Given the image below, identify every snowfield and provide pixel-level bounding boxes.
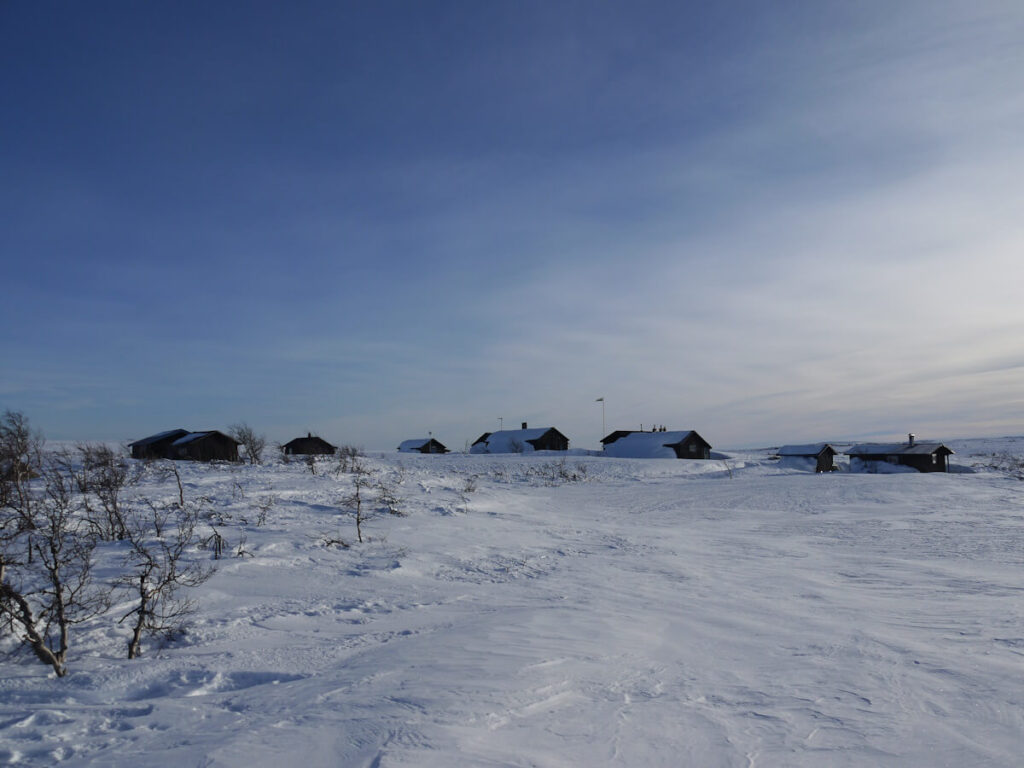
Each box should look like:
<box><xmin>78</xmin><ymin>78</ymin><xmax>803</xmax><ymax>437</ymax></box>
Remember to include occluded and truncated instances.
<box><xmin>2</xmin><ymin>438</ymin><xmax>1024</xmax><ymax>767</ymax></box>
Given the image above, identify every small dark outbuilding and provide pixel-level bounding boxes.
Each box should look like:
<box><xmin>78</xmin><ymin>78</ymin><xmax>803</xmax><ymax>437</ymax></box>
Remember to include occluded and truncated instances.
<box><xmin>170</xmin><ymin>431</ymin><xmax>241</xmax><ymax>462</ymax></box>
<box><xmin>283</xmin><ymin>433</ymin><xmax>337</xmax><ymax>456</ymax></box>
<box><xmin>398</xmin><ymin>438</ymin><xmax>450</xmax><ymax>454</ymax></box>
<box><xmin>846</xmin><ymin>434</ymin><xmax>953</xmax><ymax>473</ymax></box>
<box><xmin>778</xmin><ymin>443</ymin><xmax>839</xmax><ymax>473</ymax></box>
<box><xmin>129</xmin><ymin>429</ymin><xmax>190</xmax><ymax>460</ymax></box>
<box><xmin>470</xmin><ymin>423</ymin><xmax>569</xmax><ymax>453</ymax></box>
<box><xmin>601</xmin><ymin>429</ymin><xmax>712</xmax><ymax>459</ymax></box>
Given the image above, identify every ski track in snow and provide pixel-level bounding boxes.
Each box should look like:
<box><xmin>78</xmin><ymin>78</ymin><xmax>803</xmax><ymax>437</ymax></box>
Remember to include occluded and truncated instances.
<box><xmin>1</xmin><ymin>442</ymin><xmax>1023</xmax><ymax>766</ymax></box>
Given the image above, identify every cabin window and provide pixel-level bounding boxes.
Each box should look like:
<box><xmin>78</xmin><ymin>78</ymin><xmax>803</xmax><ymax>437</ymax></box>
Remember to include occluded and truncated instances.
<box><xmin>689</xmin><ymin>443</ymin><xmax>697</xmax><ymax>454</ymax></box>
<box><xmin>932</xmin><ymin>455</ymin><xmax>937</xmax><ymax>464</ymax></box>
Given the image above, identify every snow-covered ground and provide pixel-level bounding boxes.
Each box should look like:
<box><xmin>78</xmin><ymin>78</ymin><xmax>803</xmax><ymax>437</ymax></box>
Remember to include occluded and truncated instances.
<box><xmin>2</xmin><ymin>438</ymin><xmax>1024</xmax><ymax>766</ymax></box>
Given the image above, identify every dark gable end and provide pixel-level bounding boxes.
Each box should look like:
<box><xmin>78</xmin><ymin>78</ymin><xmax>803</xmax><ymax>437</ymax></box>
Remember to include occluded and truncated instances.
<box><xmin>663</xmin><ymin>431</ymin><xmax>711</xmax><ymax>460</ymax></box>
<box><xmin>421</xmin><ymin>438</ymin><xmax>449</xmax><ymax>454</ymax></box>
<box><xmin>283</xmin><ymin>435</ymin><xmax>337</xmax><ymax>455</ymax></box>
<box><xmin>778</xmin><ymin>443</ymin><xmax>839</xmax><ymax>472</ymax></box>
<box><xmin>525</xmin><ymin>428</ymin><xmax>569</xmax><ymax>452</ymax></box>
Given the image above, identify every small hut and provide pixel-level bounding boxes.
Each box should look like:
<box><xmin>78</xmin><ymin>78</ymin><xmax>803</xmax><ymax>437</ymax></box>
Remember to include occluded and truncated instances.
<box><xmin>470</xmin><ymin>423</ymin><xmax>569</xmax><ymax>454</ymax></box>
<box><xmin>846</xmin><ymin>434</ymin><xmax>953</xmax><ymax>473</ymax></box>
<box><xmin>283</xmin><ymin>434</ymin><xmax>337</xmax><ymax>456</ymax></box>
<box><xmin>129</xmin><ymin>429</ymin><xmax>190</xmax><ymax>460</ymax></box>
<box><xmin>601</xmin><ymin>429</ymin><xmax>711</xmax><ymax>459</ymax></box>
<box><xmin>170</xmin><ymin>431</ymin><xmax>241</xmax><ymax>462</ymax></box>
<box><xmin>398</xmin><ymin>438</ymin><xmax>450</xmax><ymax>454</ymax></box>
<box><xmin>777</xmin><ymin>443</ymin><xmax>838</xmax><ymax>473</ymax></box>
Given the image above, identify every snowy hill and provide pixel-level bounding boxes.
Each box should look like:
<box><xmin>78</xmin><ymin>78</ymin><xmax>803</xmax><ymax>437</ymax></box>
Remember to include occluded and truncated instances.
<box><xmin>2</xmin><ymin>440</ymin><xmax>1024</xmax><ymax>766</ymax></box>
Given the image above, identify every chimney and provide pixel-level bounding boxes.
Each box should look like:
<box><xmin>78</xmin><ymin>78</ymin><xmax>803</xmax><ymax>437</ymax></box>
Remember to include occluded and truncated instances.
<box><xmin>521</xmin><ymin>422</ymin><xmax>528</xmax><ymax>430</ymax></box>
<box><xmin>308</xmin><ymin>432</ymin><xmax>312</xmax><ymax>438</ymax></box>
<box><xmin>908</xmin><ymin>433</ymin><xmax>915</xmax><ymax>447</ymax></box>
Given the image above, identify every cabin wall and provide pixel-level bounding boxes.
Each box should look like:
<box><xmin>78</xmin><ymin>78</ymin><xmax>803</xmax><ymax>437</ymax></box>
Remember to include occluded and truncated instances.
<box><xmin>178</xmin><ymin>436</ymin><xmax>239</xmax><ymax>462</ymax></box>
<box><xmin>850</xmin><ymin>453</ymin><xmax>948</xmax><ymax>473</ymax></box>
<box><xmin>671</xmin><ymin>436</ymin><xmax>710</xmax><ymax>459</ymax></box>
<box><xmin>898</xmin><ymin>454</ymin><xmax>947</xmax><ymax>473</ymax></box>
<box><xmin>528</xmin><ymin>431</ymin><xmax>569</xmax><ymax>451</ymax></box>
<box><xmin>131</xmin><ymin>438</ymin><xmax>180</xmax><ymax>460</ymax></box>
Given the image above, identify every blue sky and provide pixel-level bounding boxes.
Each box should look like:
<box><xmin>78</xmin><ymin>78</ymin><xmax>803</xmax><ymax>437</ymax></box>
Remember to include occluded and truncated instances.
<box><xmin>3</xmin><ymin>1</ymin><xmax>1024</xmax><ymax>450</ymax></box>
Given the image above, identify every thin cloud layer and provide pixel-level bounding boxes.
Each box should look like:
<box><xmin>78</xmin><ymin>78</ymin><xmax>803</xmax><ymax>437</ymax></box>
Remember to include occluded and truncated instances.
<box><xmin>1</xmin><ymin>2</ymin><xmax>1022</xmax><ymax>448</ymax></box>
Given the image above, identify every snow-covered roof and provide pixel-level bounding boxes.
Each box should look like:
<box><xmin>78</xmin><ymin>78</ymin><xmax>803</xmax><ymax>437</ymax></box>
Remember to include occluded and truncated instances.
<box><xmin>470</xmin><ymin>428</ymin><xmax>561</xmax><ymax>454</ymax></box>
<box><xmin>171</xmin><ymin>430</ymin><xmax>239</xmax><ymax>447</ymax></box>
<box><xmin>603</xmin><ymin>431</ymin><xmax>697</xmax><ymax>459</ymax></box>
<box><xmin>284</xmin><ymin>435</ymin><xmax>335</xmax><ymax>448</ymax></box>
<box><xmin>399</xmin><ymin>439</ymin><xmax>430</xmax><ymax>452</ymax></box>
<box><xmin>130</xmin><ymin>428</ymin><xmax>188</xmax><ymax>447</ymax></box>
<box><xmin>778</xmin><ymin>443</ymin><xmax>837</xmax><ymax>457</ymax></box>
<box><xmin>846</xmin><ymin>442</ymin><xmax>952</xmax><ymax>456</ymax></box>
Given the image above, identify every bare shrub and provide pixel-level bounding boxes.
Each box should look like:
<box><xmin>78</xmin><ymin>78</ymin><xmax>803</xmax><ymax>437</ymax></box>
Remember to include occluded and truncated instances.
<box><xmin>533</xmin><ymin>460</ymin><xmax>587</xmax><ymax>486</ymax></box>
<box><xmin>335</xmin><ymin>445</ymin><xmax>363</xmax><ymax>475</ymax></box>
<box><xmin>275</xmin><ymin>442</ymin><xmax>290</xmax><ymax>464</ymax></box>
<box><xmin>340</xmin><ymin>475</ymin><xmax>374</xmax><ymax>543</ymax></box>
<box><xmin>118</xmin><ymin>500</ymin><xmax>213</xmax><ymax>659</ymax></box>
<box><xmin>0</xmin><ymin>444</ymin><xmax>109</xmax><ymax>677</ymax></box>
<box><xmin>234</xmin><ymin>533</ymin><xmax>253</xmax><ymax>558</ymax></box>
<box><xmin>318</xmin><ymin>533</ymin><xmax>349</xmax><ymax>549</ymax></box>
<box><xmin>229</xmin><ymin>422</ymin><xmax>266</xmax><ymax>465</ymax></box>
<box><xmin>984</xmin><ymin>452</ymin><xmax>1024</xmax><ymax>479</ymax></box>
<box><xmin>54</xmin><ymin>443</ymin><xmax>138</xmax><ymax>541</ymax></box>
<box><xmin>303</xmin><ymin>453</ymin><xmax>318</xmax><ymax>475</ymax></box>
<box><xmin>375</xmin><ymin>477</ymin><xmax>405</xmax><ymax>517</ymax></box>
<box><xmin>0</xmin><ymin>410</ymin><xmax>43</xmax><ymax>524</ymax></box>
<box><xmin>454</xmin><ymin>474</ymin><xmax>479</xmax><ymax>514</ymax></box>
<box><xmin>254</xmin><ymin>494</ymin><xmax>276</xmax><ymax>526</ymax></box>
<box><xmin>202</xmin><ymin>527</ymin><xmax>228</xmax><ymax>559</ymax></box>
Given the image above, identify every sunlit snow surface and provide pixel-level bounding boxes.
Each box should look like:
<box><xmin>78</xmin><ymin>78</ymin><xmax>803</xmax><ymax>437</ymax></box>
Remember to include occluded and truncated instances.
<box><xmin>2</xmin><ymin>438</ymin><xmax>1024</xmax><ymax>766</ymax></box>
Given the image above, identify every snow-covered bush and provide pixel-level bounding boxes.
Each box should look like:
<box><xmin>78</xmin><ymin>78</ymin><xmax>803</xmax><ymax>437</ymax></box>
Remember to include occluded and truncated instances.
<box><xmin>0</xmin><ymin>417</ymin><xmax>109</xmax><ymax>677</ymax></box>
<box><xmin>230</xmin><ymin>423</ymin><xmax>266</xmax><ymax>465</ymax></box>
<box><xmin>118</xmin><ymin>500</ymin><xmax>213</xmax><ymax>659</ymax></box>
<box><xmin>982</xmin><ymin>452</ymin><xmax>1024</xmax><ymax>479</ymax></box>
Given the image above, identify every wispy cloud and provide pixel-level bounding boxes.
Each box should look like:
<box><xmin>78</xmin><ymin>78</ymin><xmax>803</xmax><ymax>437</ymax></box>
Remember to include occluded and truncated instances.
<box><xmin>3</xmin><ymin>2</ymin><xmax>1023</xmax><ymax>448</ymax></box>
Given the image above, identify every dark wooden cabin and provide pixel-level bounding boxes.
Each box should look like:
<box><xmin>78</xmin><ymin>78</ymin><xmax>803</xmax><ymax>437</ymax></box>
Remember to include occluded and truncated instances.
<box><xmin>283</xmin><ymin>433</ymin><xmax>337</xmax><ymax>455</ymax></box>
<box><xmin>778</xmin><ymin>443</ymin><xmax>838</xmax><ymax>473</ymax></box>
<box><xmin>845</xmin><ymin>435</ymin><xmax>953</xmax><ymax>473</ymax></box>
<box><xmin>471</xmin><ymin>423</ymin><xmax>569</xmax><ymax>453</ymax></box>
<box><xmin>170</xmin><ymin>431</ymin><xmax>241</xmax><ymax>462</ymax></box>
<box><xmin>398</xmin><ymin>438</ymin><xmax>450</xmax><ymax>454</ymax></box>
<box><xmin>601</xmin><ymin>429</ymin><xmax>712</xmax><ymax>459</ymax></box>
<box><xmin>664</xmin><ymin>431</ymin><xmax>712</xmax><ymax>459</ymax></box>
<box><xmin>129</xmin><ymin>429</ymin><xmax>190</xmax><ymax>460</ymax></box>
